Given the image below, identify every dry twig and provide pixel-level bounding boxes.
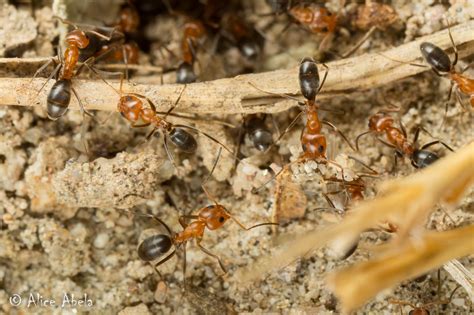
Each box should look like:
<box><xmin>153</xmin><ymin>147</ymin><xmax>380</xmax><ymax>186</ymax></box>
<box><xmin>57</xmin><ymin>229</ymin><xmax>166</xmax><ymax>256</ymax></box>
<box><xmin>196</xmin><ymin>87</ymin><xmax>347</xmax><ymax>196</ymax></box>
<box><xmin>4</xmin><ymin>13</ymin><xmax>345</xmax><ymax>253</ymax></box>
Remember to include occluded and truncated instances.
<box><xmin>1</xmin><ymin>21</ymin><xmax>474</xmax><ymax>114</ymax></box>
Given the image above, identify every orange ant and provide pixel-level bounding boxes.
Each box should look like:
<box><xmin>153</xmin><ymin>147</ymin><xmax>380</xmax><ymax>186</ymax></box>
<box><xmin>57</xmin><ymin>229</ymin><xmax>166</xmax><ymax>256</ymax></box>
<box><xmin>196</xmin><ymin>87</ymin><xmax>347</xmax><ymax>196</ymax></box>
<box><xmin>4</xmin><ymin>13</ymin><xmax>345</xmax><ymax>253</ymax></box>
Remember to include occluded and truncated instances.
<box><xmin>176</xmin><ymin>19</ymin><xmax>207</xmax><ymax>83</ymax></box>
<box><xmin>110</xmin><ymin>76</ymin><xmax>235</xmax><ymax>166</ymax></box>
<box><xmin>249</xmin><ymin>57</ymin><xmax>355</xmax><ymax>192</ymax></box>
<box><xmin>381</xmin><ymin>19</ymin><xmax>473</xmax><ymax>116</ymax></box>
<box><xmin>355</xmin><ymin>110</ymin><xmax>454</xmax><ymax>169</ymax></box>
<box><xmin>137</xmin><ymin>149</ymin><xmax>278</xmax><ymax>278</ymax></box>
<box><xmin>34</xmin><ymin>18</ymin><xmax>122</xmax><ymax>120</ymax></box>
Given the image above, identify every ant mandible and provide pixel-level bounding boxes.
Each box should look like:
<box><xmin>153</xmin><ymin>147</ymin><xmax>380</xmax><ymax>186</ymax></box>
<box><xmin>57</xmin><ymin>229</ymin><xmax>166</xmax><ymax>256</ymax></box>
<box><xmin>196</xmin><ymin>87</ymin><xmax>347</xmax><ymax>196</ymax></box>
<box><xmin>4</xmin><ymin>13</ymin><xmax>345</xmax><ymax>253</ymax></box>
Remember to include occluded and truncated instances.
<box><xmin>355</xmin><ymin>110</ymin><xmax>454</xmax><ymax>169</ymax></box>
<box><xmin>137</xmin><ymin>149</ymin><xmax>278</xmax><ymax>278</ymax></box>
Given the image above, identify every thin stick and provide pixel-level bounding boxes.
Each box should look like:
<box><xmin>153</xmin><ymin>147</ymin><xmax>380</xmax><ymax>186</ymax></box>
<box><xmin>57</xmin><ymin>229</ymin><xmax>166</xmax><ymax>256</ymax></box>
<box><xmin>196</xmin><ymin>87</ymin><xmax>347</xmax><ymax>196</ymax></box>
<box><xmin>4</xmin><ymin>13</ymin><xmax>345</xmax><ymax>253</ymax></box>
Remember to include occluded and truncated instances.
<box><xmin>2</xmin><ymin>20</ymin><xmax>474</xmax><ymax>114</ymax></box>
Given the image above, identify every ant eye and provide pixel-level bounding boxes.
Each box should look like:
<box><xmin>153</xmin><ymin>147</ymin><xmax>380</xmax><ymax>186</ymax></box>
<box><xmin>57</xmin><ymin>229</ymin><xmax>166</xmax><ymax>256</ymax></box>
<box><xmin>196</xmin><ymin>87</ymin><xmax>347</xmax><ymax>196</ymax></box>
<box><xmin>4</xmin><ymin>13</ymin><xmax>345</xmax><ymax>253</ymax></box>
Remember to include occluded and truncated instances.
<box><xmin>321</xmin><ymin>26</ymin><xmax>329</xmax><ymax>33</ymax></box>
<box><xmin>219</xmin><ymin>217</ymin><xmax>225</xmax><ymax>223</ymax></box>
<box><xmin>206</xmin><ymin>205</ymin><xmax>213</xmax><ymax>209</ymax></box>
<box><xmin>318</xmin><ymin>145</ymin><xmax>325</xmax><ymax>153</ymax></box>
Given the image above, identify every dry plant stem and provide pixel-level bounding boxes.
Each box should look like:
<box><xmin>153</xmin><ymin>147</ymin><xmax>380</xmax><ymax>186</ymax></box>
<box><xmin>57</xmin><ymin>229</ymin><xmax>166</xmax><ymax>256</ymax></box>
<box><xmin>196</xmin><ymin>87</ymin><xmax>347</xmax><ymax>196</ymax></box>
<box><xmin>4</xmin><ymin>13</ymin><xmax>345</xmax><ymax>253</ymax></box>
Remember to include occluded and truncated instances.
<box><xmin>232</xmin><ymin>141</ymin><xmax>474</xmax><ymax>284</ymax></box>
<box><xmin>1</xmin><ymin>21</ymin><xmax>474</xmax><ymax>114</ymax></box>
<box><xmin>327</xmin><ymin>225</ymin><xmax>474</xmax><ymax>313</ymax></box>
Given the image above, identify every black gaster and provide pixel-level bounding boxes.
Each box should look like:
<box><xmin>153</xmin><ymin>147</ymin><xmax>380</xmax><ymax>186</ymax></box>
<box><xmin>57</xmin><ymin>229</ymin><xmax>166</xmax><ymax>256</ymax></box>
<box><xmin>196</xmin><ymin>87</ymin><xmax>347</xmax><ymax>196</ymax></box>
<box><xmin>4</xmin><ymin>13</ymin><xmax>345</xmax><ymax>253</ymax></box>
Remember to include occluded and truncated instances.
<box><xmin>246</xmin><ymin>115</ymin><xmax>273</xmax><ymax>151</ymax></box>
<box><xmin>176</xmin><ymin>62</ymin><xmax>196</xmax><ymax>84</ymax></box>
<box><xmin>412</xmin><ymin>150</ymin><xmax>439</xmax><ymax>168</ymax></box>
<box><xmin>299</xmin><ymin>57</ymin><xmax>320</xmax><ymax>101</ymax></box>
<box><xmin>169</xmin><ymin>128</ymin><xmax>198</xmax><ymax>153</ymax></box>
<box><xmin>47</xmin><ymin>79</ymin><xmax>72</xmax><ymax>120</ymax></box>
<box><xmin>420</xmin><ymin>42</ymin><xmax>452</xmax><ymax>73</ymax></box>
<box><xmin>138</xmin><ymin>234</ymin><xmax>172</xmax><ymax>261</ymax></box>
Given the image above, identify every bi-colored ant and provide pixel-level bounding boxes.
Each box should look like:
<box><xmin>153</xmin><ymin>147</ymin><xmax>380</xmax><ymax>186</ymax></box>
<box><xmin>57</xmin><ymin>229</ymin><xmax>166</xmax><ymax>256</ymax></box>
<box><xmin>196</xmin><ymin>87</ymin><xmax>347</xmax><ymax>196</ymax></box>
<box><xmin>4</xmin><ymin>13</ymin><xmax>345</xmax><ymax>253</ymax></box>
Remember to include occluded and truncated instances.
<box><xmin>249</xmin><ymin>57</ymin><xmax>355</xmax><ymax>194</ymax></box>
<box><xmin>220</xmin><ymin>14</ymin><xmax>264</xmax><ymax>61</ymax></box>
<box><xmin>355</xmin><ymin>110</ymin><xmax>454</xmax><ymax>169</ymax></box>
<box><xmin>420</xmin><ymin>32</ymin><xmax>474</xmax><ymax>111</ymax></box>
<box><xmin>137</xmin><ymin>149</ymin><xmax>277</xmax><ymax>278</ymax></box>
<box><xmin>176</xmin><ymin>19</ymin><xmax>207</xmax><ymax>84</ymax></box>
<box><xmin>112</xmin><ymin>77</ymin><xmax>235</xmax><ymax>165</ymax></box>
<box><xmin>33</xmin><ymin>17</ymin><xmax>123</xmax><ymax>120</ymax></box>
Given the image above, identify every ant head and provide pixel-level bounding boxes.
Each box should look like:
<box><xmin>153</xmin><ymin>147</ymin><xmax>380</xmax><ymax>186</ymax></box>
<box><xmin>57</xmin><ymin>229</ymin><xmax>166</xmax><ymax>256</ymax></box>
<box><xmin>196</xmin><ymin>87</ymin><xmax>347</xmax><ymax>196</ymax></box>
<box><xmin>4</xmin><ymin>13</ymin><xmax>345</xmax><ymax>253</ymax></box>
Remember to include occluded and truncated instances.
<box><xmin>137</xmin><ymin>234</ymin><xmax>173</xmax><ymax>262</ymax></box>
<box><xmin>299</xmin><ymin>57</ymin><xmax>320</xmax><ymax>101</ymax></box>
<box><xmin>168</xmin><ymin>127</ymin><xmax>198</xmax><ymax>153</ymax></box>
<box><xmin>411</xmin><ymin>149</ymin><xmax>439</xmax><ymax>169</ymax></box>
<box><xmin>176</xmin><ymin>62</ymin><xmax>197</xmax><ymax>84</ymax></box>
<box><xmin>47</xmin><ymin>79</ymin><xmax>72</xmax><ymax>120</ymax></box>
<box><xmin>201</xmin><ymin>205</ymin><xmax>231</xmax><ymax>230</ymax></box>
<box><xmin>65</xmin><ymin>29</ymin><xmax>90</xmax><ymax>49</ymax></box>
<box><xmin>368</xmin><ymin>112</ymin><xmax>392</xmax><ymax>131</ymax></box>
<box><xmin>420</xmin><ymin>42</ymin><xmax>452</xmax><ymax>73</ymax></box>
<box><xmin>118</xmin><ymin>95</ymin><xmax>142</xmax><ymax>122</ymax></box>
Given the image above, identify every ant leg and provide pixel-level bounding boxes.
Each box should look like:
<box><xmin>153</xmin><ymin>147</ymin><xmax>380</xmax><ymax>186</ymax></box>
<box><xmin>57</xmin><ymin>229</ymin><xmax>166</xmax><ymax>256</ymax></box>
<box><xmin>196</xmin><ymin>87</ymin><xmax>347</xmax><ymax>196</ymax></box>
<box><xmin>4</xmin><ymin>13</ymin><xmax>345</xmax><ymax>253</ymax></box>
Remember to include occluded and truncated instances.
<box><xmin>347</xmin><ymin>155</ymin><xmax>379</xmax><ymax>176</ymax></box>
<box><xmin>122</xmin><ymin>45</ymin><xmax>130</xmax><ymax>81</ymax></box>
<box><xmin>71</xmin><ymin>87</ymin><xmax>94</xmax><ymax>117</ymax></box>
<box><xmin>376</xmin><ymin>136</ymin><xmax>397</xmax><ymax>149</ymax></box>
<box><xmin>182</xmin><ymin>243</ymin><xmax>187</xmax><ymax>288</ymax></box>
<box><xmin>445</xmin><ymin>16</ymin><xmax>458</xmax><ymax>66</ymax></box>
<box><xmin>322</xmin><ymin>120</ymin><xmax>356</xmax><ymax>151</ymax></box>
<box><xmin>389</xmin><ymin>299</ymin><xmax>417</xmax><ymax>310</ymax></box>
<box><xmin>36</xmin><ymin>62</ymin><xmax>62</xmax><ymax>96</ymax></box>
<box><xmin>201</xmin><ymin>184</ymin><xmax>220</xmax><ymax>206</ymax></box>
<box><xmin>164</xmin><ymin>85</ymin><xmax>187</xmax><ymax>119</ymax></box>
<box><xmin>31</xmin><ymin>57</ymin><xmax>56</xmax><ymax>81</ymax></box>
<box><xmin>163</xmin><ymin>135</ymin><xmax>179</xmax><ymax>170</ymax></box>
<box><xmin>247</xmin><ymin>81</ymin><xmax>303</xmax><ymax>103</ymax></box>
<box><xmin>399</xmin><ymin>119</ymin><xmax>408</xmax><ymax>139</ymax></box>
<box><xmin>229</xmin><ymin>215</ymin><xmax>279</xmax><ymax>230</ymax></box>
<box><xmin>196</xmin><ymin>240</ymin><xmax>227</xmax><ymax>275</ymax></box>
<box><xmin>263</xmin><ymin>110</ymin><xmax>304</xmax><ymax>154</ymax></box>
<box><xmin>420</xmin><ymin>140</ymin><xmax>454</xmax><ymax>152</ymax></box>
<box><xmin>341</xmin><ymin>26</ymin><xmax>377</xmax><ymax>58</ymax></box>
<box><xmin>152</xmin><ymin>250</ymin><xmax>176</xmax><ymax>276</ymax></box>
<box><xmin>376</xmin><ymin>52</ymin><xmax>427</xmax><ymax>68</ymax></box>
<box><xmin>460</xmin><ymin>63</ymin><xmax>474</xmax><ymax>73</ymax></box>
<box><xmin>202</xmin><ymin>147</ymin><xmax>222</xmax><ymax>185</ymax></box>
<box><xmin>317</xmin><ymin>63</ymin><xmax>329</xmax><ymax>94</ymax></box>
<box><xmin>412</xmin><ymin>126</ymin><xmax>421</xmax><ymax>145</ymax></box>
<box><xmin>442</xmin><ymin>82</ymin><xmax>455</xmax><ymax>127</ymax></box>
<box><xmin>355</xmin><ymin>130</ymin><xmax>372</xmax><ymax>151</ymax></box>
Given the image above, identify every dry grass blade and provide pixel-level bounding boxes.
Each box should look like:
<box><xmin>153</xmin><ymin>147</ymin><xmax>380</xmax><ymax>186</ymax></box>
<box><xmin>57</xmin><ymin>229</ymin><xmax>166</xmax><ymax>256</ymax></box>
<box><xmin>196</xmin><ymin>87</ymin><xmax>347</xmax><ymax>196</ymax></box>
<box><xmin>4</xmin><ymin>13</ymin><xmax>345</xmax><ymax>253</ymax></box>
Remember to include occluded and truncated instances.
<box><xmin>327</xmin><ymin>225</ymin><xmax>474</xmax><ymax>313</ymax></box>
<box><xmin>232</xmin><ymin>141</ymin><xmax>474</xmax><ymax>304</ymax></box>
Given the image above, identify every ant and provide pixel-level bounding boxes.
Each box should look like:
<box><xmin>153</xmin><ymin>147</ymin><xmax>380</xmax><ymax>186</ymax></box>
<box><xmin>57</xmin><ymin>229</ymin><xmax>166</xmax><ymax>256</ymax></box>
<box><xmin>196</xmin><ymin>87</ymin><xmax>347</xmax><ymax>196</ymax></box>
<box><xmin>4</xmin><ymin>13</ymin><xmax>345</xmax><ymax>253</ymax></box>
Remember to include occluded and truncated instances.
<box><xmin>137</xmin><ymin>149</ymin><xmax>278</xmax><ymax>279</ymax></box>
<box><xmin>34</xmin><ymin>18</ymin><xmax>122</xmax><ymax>120</ymax></box>
<box><xmin>220</xmin><ymin>14</ymin><xmax>264</xmax><ymax>61</ymax></box>
<box><xmin>112</xmin><ymin>76</ymin><xmax>235</xmax><ymax>166</ymax></box>
<box><xmin>176</xmin><ymin>19</ymin><xmax>207</xmax><ymax>84</ymax></box>
<box><xmin>355</xmin><ymin>109</ymin><xmax>454</xmax><ymax>169</ymax></box>
<box><xmin>381</xmin><ymin>19</ymin><xmax>473</xmax><ymax>116</ymax></box>
<box><xmin>249</xmin><ymin>57</ymin><xmax>355</xmax><ymax>193</ymax></box>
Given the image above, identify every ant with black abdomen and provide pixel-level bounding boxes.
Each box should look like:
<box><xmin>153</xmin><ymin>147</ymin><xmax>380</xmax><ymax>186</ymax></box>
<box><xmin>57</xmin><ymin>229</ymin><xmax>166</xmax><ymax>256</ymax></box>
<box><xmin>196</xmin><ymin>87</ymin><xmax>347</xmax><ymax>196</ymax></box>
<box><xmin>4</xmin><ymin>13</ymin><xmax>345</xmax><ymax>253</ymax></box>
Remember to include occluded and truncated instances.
<box><xmin>355</xmin><ymin>109</ymin><xmax>454</xmax><ymax>169</ymax></box>
<box><xmin>135</xmin><ymin>148</ymin><xmax>278</xmax><ymax>281</ymax></box>
<box><xmin>249</xmin><ymin>57</ymin><xmax>355</xmax><ymax>192</ymax></box>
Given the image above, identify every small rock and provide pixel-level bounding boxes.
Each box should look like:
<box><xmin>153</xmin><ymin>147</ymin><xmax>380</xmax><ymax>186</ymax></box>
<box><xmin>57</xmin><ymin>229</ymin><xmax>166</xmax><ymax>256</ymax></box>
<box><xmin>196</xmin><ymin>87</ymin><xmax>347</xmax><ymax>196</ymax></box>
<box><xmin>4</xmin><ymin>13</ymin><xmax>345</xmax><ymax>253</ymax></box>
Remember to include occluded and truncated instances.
<box><xmin>93</xmin><ymin>232</ymin><xmax>110</xmax><ymax>249</ymax></box>
<box><xmin>118</xmin><ymin>303</ymin><xmax>151</xmax><ymax>315</ymax></box>
<box><xmin>154</xmin><ymin>281</ymin><xmax>168</xmax><ymax>304</ymax></box>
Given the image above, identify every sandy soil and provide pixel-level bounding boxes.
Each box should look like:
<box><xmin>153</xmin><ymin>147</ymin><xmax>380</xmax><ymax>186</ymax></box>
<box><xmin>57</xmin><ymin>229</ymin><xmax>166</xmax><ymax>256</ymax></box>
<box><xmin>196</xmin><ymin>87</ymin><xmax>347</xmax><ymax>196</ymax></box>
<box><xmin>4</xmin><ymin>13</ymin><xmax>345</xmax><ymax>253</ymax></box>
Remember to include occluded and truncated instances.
<box><xmin>0</xmin><ymin>0</ymin><xmax>473</xmax><ymax>314</ymax></box>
